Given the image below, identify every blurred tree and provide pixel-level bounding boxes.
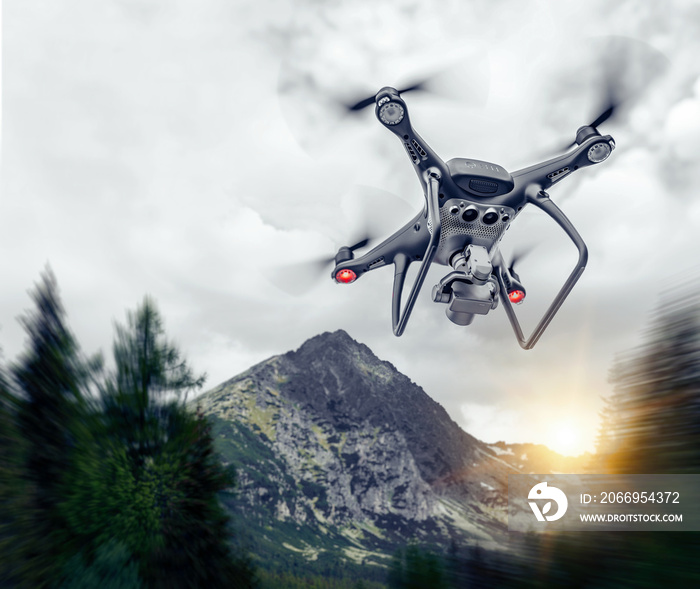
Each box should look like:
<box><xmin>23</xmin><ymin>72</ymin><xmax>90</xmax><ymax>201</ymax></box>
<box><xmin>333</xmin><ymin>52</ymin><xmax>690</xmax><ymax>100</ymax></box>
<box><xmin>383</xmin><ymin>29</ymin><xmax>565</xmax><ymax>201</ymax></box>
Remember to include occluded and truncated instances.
<box><xmin>57</xmin><ymin>540</ymin><xmax>143</xmax><ymax>589</ymax></box>
<box><xmin>143</xmin><ymin>406</ymin><xmax>257</xmax><ymax>588</ymax></box>
<box><xmin>102</xmin><ymin>297</ymin><xmax>205</xmax><ymax>467</ymax></box>
<box><xmin>528</xmin><ymin>282</ymin><xmax>700</xmax><ymax>587</ymax></box>
<box><xmin>597</xmin><ymin>285</ymin><xmax>700</xmax><ymax>474</ymax></box>
<box><xmin>0</xmin><ymin>276</ymin><xmax>256</xmax><ymax>587</ymax></box>
<box><xmin>388</xmin><ymin>543</ymin><xmax>447</xmax><ymax>589</ymax></box>
<box><xmin>74</xmin><ymin>296</ymin><xmax>256</xmax><ymax>588</ymax></box>
<box><xmin>0</xmin><ymin>366</ymin><xmax>32</xmax><ymax>588</ymax></box>
<box><xmin>8</xmin><ymin>270</ymin><xmax>98</xmax><ymax>587</ymax></box>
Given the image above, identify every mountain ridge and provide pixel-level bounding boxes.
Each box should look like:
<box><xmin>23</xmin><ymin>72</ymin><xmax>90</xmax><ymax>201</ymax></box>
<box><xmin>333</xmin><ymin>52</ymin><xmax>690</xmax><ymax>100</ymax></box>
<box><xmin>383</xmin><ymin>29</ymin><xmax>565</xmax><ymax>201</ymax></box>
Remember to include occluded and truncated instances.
<box><xmin>195</xmin><ymin>329</ymin><xmax>585</xmax><ymax>572</ymax></box>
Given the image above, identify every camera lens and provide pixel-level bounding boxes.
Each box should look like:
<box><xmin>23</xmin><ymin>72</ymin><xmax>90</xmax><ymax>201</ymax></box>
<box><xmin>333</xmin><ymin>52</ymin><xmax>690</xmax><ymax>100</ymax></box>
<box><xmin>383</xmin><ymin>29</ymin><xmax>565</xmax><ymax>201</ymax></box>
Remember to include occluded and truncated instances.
<box><xmin>462</xmin><ymin>207</ymin><xmax>478</xmax><ymax>222</ymax></box>
<box><xmin>482</xmin><ymin>209</ymin><xmax>498</xmax><ymax>225</ymax></box>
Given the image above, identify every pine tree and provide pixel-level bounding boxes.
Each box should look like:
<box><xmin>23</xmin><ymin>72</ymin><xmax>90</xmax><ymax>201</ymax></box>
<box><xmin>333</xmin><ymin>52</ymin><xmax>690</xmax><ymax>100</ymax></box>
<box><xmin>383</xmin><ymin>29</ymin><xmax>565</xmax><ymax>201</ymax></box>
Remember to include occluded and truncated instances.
<box><xmin>0</xmin><ymin>366</ymin><xmax>32</xmax><ymax>587</ymax></box>
<box><xmin>94</xmin><ymin>296</ymin><xmax>256</xmax><ymax>588</ymax></box>
<box><xmin>388</xmin><ymin>544</ymin><xmax>447</xmax><ymax>589</ymax></box>
<box><xmin>9</xmin><ymin>270</ymin><xmax>96</xmax><ymax>587</ymax></box>
<box><xmin>599</xmin><ymin>283</ymin><xmax>700</xmax><ymax>474</ymax></box>
<box><xmin>2</xmin><ymin>275</ymin><xmax>257</xmax><ymax>587</ymax></box>
<box><xmin>57</xmin><ymin>540</ymin><xmax>143</xmax><ymax>589</ymax></box>
<box><xmin>532</xmin><ymin>281</ymin><xmax>700</xmax><ymax>587</ymax></box>
<box><xmin>102</xmin><ymin>297</ymin><xmax>205</xmax><ymax>467</ymax></box>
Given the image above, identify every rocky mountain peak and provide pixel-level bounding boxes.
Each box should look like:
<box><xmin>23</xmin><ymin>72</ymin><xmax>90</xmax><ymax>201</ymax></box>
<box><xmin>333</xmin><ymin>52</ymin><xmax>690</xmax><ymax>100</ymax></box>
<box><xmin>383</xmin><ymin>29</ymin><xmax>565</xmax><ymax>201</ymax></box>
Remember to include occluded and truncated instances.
<box><xmin>293</xmin><ymin>329</ymin><xmax>361</xmax><ymax>356</ymax></box>
<box><xmin>196</xmin><ymin>331</ymin><xmax>524</xmax><ymax>565</ymax></box>
<box><xmin>285</xmin><ymin>329</ymin><xmax>400</xmax><ymax>390</ymax></box>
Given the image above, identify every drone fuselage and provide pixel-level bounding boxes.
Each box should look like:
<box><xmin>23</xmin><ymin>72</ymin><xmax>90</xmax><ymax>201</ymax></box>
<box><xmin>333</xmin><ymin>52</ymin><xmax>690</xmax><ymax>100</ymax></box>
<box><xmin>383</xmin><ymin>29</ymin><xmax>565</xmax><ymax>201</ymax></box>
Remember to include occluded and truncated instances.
<box><xmin>332</xmin><ymin>86</ymin><xmax>614</xmax><ymax>347</ymax></box>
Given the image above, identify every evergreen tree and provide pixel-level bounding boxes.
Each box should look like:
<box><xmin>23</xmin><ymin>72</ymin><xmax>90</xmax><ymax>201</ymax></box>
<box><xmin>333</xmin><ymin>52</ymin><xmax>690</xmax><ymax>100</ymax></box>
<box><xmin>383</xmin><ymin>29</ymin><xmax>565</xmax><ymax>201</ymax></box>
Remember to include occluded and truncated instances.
<box><xmin>0</xmin><ymin>366</ymin><xmax>32</xmax><ymax>588</ymax></box>
<box><xmin>91</xmin><ymin>296</ymin><xmax>255</xmax><ymax>588</ymax></box>
<box><xmin>388</xmin><ymin>544</ymin><xmax>447</xmax><ymax>589</ymax></box>
<box><xmin>526</xmin><ymin>282</ymin><xmax>700</xmax><ymax>587</ymax></box>
<box><xmin>8</xmin><ymin>270</ymin><xmax>96</xmax><ymax>587</ymax></box>
<box><xmin>57</xmin><ymin>540</ymin><xmax>143</xmax><ymax>589</ymax></box>
<box><xmin>599</xmin><ymin>284</ymin><xmax>700</xmax><ymax>474</ymax></box>
<box><xmin>2</xmin><ymin>275</ymin><xmax>256</xmax><ymax>587</ymax></box>
<box><xmin>102</xmin><ymin>297</ymin><xmax>205</xmax><ymax>466</ymax></box>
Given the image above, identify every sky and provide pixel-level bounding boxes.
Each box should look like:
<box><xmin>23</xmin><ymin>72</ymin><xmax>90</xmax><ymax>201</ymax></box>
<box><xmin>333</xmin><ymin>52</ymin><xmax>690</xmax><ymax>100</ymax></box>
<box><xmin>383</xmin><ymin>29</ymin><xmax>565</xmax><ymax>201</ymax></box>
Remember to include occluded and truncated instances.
<box><xmin>2</xmin><ymin>0</ymin><xmax>700</xmax><ymax>455</ymax></box>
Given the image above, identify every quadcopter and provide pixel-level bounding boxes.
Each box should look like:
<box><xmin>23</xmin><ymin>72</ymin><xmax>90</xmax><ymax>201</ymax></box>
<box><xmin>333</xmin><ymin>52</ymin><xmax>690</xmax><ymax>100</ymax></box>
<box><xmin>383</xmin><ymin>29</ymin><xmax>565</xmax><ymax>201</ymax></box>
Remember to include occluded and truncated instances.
<box><xmin>328</xmin><ymin>85</ymin><xmax>616</xmax><ymax>348</ymax></box>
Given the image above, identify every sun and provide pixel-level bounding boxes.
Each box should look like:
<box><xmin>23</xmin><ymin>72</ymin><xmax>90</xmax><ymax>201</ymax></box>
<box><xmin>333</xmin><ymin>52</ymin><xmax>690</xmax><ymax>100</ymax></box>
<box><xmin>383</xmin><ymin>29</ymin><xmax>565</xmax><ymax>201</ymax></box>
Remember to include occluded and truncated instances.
<box><xmin>549</xmin><ymin>421</ymin><xmax>582</xmax><ymax>456</ymax></box>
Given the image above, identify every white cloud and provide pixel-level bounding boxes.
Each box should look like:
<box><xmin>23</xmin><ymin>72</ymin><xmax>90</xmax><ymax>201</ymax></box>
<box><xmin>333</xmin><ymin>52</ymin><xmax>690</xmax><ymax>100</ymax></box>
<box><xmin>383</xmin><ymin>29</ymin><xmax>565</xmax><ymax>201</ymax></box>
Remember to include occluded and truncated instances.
<box><xmin>663</xmin><ymin>78</ymin><xmax>700</xmax><ymax>161</ymax></box>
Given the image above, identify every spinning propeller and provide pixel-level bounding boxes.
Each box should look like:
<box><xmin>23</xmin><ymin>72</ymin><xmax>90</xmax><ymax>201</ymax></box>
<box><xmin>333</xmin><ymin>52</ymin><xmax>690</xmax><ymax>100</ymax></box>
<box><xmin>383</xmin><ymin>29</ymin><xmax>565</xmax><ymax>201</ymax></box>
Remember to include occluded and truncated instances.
<box><xmin>278</xmin><ymin>57</ymin><xmax>490</xmax><ymax>156</ymax></box>
<box><xmin>269</xmin><ymin>186</ymin><xmax>415</xmax><ymax>295</ymax></box>
<box><xmin>344</xmin><ymin>75</ymin><xmax>446</xmax><ymax>113</ymax></box>
<box><xmin>559</xmin><ymin>36</ymin><xmax>669</xmax><ymax>151</ymax></box>
<box><xmin>504</xmin><ymin>244</ymin><xmax>536</xmax><ymax>305</ymax></box>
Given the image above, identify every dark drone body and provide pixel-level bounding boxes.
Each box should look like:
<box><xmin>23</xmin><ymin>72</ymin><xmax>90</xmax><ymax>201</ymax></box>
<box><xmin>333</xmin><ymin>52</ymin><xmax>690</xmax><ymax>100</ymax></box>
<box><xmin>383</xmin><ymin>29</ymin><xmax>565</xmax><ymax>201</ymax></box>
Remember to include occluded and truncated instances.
<box><xmin>331</xmin><ymin>86</ymin><xmax>615</xmax><ymax>348</ymax></box>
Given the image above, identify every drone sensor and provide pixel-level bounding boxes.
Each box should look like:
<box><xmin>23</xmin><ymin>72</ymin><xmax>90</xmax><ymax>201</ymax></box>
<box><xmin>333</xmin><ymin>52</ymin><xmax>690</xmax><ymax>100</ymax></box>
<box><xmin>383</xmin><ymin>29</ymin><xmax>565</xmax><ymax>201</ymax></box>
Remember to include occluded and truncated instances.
<box><xmin>379</xmin><ymin>102</ymin><xmax>405</xmax><ymax>125</ymax></box>
<box><xmin>482</xmin><ymin>208</ymin><xmax>499</xmax><ymax>225</ymax></box>
<box><xmin>587</xmin><ymin>142</ymin><xmax>612</xmax><ymax>163</ymax></box>
<box><xmin>335</xmin><ymin>269</ymin><xmax>357</xmax><ymax>284</ymax></box>
<box><xmin>462</xmin><ymin>206</ymin><xmax>479</xmax><ymax>222</ymax></box>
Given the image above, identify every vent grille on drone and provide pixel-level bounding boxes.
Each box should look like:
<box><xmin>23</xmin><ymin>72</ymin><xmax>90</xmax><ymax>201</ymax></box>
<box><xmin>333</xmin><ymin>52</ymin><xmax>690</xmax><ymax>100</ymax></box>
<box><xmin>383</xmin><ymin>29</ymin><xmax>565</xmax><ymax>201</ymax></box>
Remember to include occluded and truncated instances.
<box><xmin>435</xmin><ymin>203</ymin><xmax>507</xmax><ymax>256</ymax></box>
<box><xmin>440</xmin><ymin>207</ymin><xmax>504</xmax><ymax>239</ymax></box>
<box><xmin>404</xmin><ymin>143</ymin><xmax>418</xmax><ymax>163</ymax></box>
<box><xmin>411</xmin><ymin>139</ymin><xmax>427</xmax><ymax>158</ymax></box>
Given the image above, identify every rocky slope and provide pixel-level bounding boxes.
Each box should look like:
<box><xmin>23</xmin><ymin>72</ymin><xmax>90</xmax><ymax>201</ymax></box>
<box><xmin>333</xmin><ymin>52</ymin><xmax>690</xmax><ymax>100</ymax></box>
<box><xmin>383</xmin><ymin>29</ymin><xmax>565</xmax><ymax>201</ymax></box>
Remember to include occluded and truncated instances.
<box><xmin>195</xmin><ymin>330</ymin><xmax>575</xmax><ymax>570</ymax></box>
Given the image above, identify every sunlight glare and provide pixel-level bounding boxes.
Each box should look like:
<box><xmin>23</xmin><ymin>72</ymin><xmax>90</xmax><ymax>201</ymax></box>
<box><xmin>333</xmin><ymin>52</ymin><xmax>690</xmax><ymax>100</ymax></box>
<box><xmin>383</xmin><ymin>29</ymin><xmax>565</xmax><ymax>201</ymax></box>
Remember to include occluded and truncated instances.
<box><xmin>550</xmin><ymin>421</ymin><xmax>581</xmax><ymax>456</ymax></box>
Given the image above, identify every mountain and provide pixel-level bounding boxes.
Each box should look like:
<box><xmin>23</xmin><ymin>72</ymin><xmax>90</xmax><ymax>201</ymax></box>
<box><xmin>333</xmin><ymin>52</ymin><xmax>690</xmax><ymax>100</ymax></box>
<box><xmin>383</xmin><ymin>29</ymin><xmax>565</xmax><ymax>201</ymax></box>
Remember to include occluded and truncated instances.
<box><xmin>486</xmin><ymin>441</ymin><xmax>592</xmax><ymax>475</ymax></box>
<box><xmin>195</xmin><ymin>330</ymin><xmax>579</xmax><ymax>575</ymax></box>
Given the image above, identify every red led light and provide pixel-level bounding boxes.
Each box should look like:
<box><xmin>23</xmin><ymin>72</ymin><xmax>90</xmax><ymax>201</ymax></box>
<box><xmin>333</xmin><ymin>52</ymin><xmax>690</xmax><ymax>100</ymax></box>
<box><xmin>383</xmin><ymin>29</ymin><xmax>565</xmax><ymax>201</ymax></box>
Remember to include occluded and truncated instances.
<box><xmin>335</xmin><ymin>269</ymin><xmax>357</xmax><ymax>284</ymax></box>
<box><xmin>508</xmin><ymin>289</ymin><xmax>525</xmax><ymax>304</ymax></box>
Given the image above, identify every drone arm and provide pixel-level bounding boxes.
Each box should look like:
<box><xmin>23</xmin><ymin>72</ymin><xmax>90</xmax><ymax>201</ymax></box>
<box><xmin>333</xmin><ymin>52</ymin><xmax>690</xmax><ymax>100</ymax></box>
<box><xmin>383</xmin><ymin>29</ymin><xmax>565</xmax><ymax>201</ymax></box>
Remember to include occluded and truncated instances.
<box><xmin>331</xmin><ymin>208</ymin><xmax>430</xmax><ymax>280</ymax></box>
<box><xmin>498</xmin><ymin>186</ymin><xmax>588</xmax><ymax>349</ymax></box>
<box><xmin>391</xmin><ymin>170</ymin><xmax>442</xmax><ymax>336</ymax></box>
<box><xmin>400</xmin><ymin>128</ymin><xmax>450</xmax><ymax>191</ymax></box>
<box><xmin>512</xmin><ymin>134</ymin><xmax>615</xmax><ymax>191</ymax></box>
<box><xmin>372</xmin><ymin>88</ymin><xmax>454</xmax><ymax>196</ymax></box>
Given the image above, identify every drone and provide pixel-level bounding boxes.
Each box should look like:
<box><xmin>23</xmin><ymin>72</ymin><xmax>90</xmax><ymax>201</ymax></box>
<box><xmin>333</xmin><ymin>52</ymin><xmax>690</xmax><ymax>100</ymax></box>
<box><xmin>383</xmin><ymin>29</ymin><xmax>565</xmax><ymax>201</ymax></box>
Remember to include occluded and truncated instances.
<box><xmin>328</xmin><ymin>85</ymin><xmax>616</xmax><ymax>348</ymax></box>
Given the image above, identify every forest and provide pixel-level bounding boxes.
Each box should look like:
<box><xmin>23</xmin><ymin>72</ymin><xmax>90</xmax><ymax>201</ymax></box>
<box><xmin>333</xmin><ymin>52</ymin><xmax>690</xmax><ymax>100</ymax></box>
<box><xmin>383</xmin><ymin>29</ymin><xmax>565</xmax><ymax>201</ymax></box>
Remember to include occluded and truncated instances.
<box><xmin>0</xmin><ymin>271</ymin><xmax>255</xmax><ymax>588</ymax></box>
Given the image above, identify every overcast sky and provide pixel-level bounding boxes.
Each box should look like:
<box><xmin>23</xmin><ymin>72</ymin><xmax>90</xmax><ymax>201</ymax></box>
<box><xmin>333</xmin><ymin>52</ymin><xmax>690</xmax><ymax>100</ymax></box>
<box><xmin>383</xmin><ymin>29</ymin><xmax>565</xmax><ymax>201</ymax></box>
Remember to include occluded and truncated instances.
<box><xmin>2</xmin><ymin>0</ymin><xmax>700</xmax><ymax>455</ymax></box>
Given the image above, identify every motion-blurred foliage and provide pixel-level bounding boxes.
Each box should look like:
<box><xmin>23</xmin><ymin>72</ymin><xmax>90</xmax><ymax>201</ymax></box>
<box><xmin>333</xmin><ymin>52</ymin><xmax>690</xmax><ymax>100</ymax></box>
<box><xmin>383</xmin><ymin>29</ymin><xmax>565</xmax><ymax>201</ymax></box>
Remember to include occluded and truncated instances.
<box><xmin>596</xmin><ymin>284</ymin><xmax>700</xmax><ymax>475</ymax></box>
<box><xmin>517</xmin><ymin>283</ymin><xmax>700</xmax><ymax>587</ymax></box>
<box><xmin>0</xmin><ymin>270</ymin><xmax>255</xmax><ymax>588</ymax></box>
<box><xmin>388</xmin><ymin>543</ymin><xmax>448</xmax><ymax>589</ymax></box>
<box><xmin>388</xmin><ymin>281</ymin><xmax>700</xmax><ymax>588</ymax></box>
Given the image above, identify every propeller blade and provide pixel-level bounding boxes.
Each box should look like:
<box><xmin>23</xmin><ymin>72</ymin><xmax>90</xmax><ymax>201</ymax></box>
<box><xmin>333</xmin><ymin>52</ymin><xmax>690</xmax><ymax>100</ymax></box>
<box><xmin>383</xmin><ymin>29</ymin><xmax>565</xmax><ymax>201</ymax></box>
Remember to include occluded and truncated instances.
<box><xmin>588</xmin><ymin>104</ymin><xmax>616</xmax><ymax>130</ymax></box>
<box><xmin>343</xmin><ymin>81</ymin><xmax>431</xmax><ymax>114</ymax></box>
<box><xmin>279</xmin><ymin>53</ymin><xmax>490</xmax><ymax>156</ymax></box>
<box><xmin>509</xmin><ymin>244</ymin><xmax>537</xmax><ymax>272</ymax></box>
<box><xmin>544</xmin><ymin>36</ymin><xmax>668</xmax><ymax>154</ymax></box>
<box><xmin>343</xmin><ymin>73</ymin><xmax>439</xmax><ymax>114</ymax></box>
<box><xmin>269</xmin><ymin>185</ymin><xmax>417</xmax><ymax>296</ymax></box>
<box><xmin>346</xmin><ymin>95</ymin><xmax>378</xmax><ymax>112</ymax></box>
<box><xmin>397</xmin><ymin>81</ymin><xmax>429</xmax><ymax>94</ymax></box>
<box><xmin>591</xmin><ymin>36</ymin><xmax>668</xmax><ymax>128</ymax></box>
<box><xmin>267</xmin><ymin>256</ymin><xmax>336</xmax><ymax>297</ymax></box>
<box><xmin>349</xmin><ymin>238</ymin><xmax>369</xmax><ymax>251</ymax></box>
